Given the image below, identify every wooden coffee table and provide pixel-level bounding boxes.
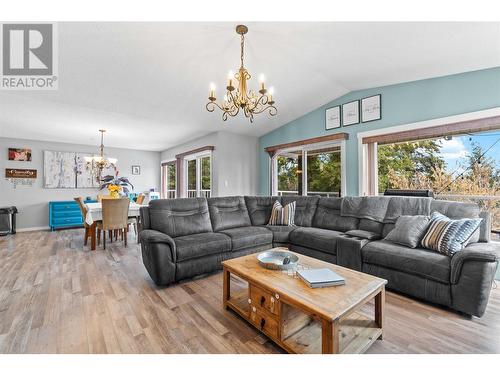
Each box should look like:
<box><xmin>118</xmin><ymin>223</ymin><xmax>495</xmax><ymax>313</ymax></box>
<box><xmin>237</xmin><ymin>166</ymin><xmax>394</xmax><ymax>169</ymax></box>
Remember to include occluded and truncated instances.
<box><xmin>222</xmin><ymin>249</ymin><xmax>387</xmax><ymax>354</ymax></box>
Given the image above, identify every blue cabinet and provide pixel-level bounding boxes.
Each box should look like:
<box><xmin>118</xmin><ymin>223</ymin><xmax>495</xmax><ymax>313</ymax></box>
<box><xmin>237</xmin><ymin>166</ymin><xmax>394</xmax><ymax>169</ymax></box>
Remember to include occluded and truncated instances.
<box><xmin>49</xmin><ymin>200</ymin><xmax>96</xmax><ymax>231</ymax></box>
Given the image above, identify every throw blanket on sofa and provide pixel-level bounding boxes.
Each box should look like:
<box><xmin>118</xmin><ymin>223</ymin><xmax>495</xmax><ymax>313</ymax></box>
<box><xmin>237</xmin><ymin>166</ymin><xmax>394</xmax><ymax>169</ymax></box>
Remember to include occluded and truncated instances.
<box><xmin>341</xmin><ymin>196</ymin><xmax>432</xmax><ymax>223</ymax></box>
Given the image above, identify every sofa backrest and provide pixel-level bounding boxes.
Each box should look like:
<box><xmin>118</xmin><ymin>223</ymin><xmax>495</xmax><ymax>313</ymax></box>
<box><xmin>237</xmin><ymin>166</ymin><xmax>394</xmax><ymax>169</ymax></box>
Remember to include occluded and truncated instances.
<box><xmin>244</xmin><ymin>196</ymin><xmax>281</xmax><ymax>226</ymax></box>
<box><xmin>208</xmin><ymin>196</ymin><xmax>252</xmax><ymax>231</ymax></box>
<box><xmin>312</xmin><ymin>197</ymin><xmax>358</xmax><ymax>232</ymax></box>
<box><xmin>281</xmin><ymin>195</ymin><xmax>319</xmax><ymax>227</ymax></box>
<box><xmin>149</xmin><ymin>198</ymin><xmax>212</xmax><ymax>238</ymax></box>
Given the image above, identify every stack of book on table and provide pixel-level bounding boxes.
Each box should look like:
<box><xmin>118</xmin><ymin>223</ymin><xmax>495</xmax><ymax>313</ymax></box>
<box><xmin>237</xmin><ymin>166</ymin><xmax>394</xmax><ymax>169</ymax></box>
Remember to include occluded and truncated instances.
<box><xmin>297</xmin><ymin>268</ymin><xmax>345</xmax><ymax>288</ymax></box>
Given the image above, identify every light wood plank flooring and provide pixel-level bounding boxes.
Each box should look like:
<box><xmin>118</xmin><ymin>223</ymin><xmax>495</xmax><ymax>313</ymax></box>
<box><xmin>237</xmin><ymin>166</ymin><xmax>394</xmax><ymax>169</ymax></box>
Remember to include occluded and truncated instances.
<box><xmin>0</xmin><ymin>229</ymin><xmax>499</xmax><ymax>354</ymax></box>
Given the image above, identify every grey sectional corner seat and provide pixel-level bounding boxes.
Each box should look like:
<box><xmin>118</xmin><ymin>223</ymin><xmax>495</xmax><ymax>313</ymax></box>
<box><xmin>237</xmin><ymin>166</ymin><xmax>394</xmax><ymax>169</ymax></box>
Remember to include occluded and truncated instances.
<box><xmin>139</xmin><ymin>195</ymin><xmax>499</xmax><ymax>317</ymax></box>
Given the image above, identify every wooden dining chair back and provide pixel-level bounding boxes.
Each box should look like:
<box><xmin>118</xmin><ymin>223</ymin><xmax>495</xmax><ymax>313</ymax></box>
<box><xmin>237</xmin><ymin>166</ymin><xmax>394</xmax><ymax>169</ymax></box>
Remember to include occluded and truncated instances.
<box><xmin>97</xmin><ymin>194</ymin><xmax>112</xmax><ymax>202</ymax></box>
<box><xmin>98</xmin><ymin>198</ymin><xmax>130</xmax><ymax>249</ymax></box>
<box><xmin>74</xmin><ymin>197</ymin><xmax>91</xmax><ymax>246</ymax></box>
<box><xmin>135</xmin><ymin>194</ymin><xmax>145</xmax><ymax>205</ymax></box>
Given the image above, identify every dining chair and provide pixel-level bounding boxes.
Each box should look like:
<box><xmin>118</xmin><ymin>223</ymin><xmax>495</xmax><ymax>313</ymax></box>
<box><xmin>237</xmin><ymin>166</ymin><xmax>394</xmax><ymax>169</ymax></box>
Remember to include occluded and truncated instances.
<box><xmin>135</xmin><ymin>194</ymin><xmax>145</xmax><ymax>205</ymax></box>
<box><xmin>97</xmin><ymin>194</ymin><xmax>112</xmax><ymax>202</ymax></box>
<box><xmin>74</xmin><ymin>197</ymin><xmax>93</xmax><ymax>246</ymax></box>
<box><xmin>97</xmin><ymin>198</ymin><xmax>130</xmax><ymax>249</ymax></box>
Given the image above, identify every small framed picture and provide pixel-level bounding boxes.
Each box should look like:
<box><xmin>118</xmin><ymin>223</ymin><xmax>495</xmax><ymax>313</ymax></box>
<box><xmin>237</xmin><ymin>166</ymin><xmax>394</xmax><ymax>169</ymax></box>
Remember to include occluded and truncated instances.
<box><xmin>9</xmin><ymin>148</ymin><xmax>32</xmax><ymax>161</ymax></box>
<box><xmin>342</xmin><ymin>100</ymin><xmax>359</xmax><ymax>126</ymax></box>
<box><xmin>361</xmin><ymin>94</ymin><xmax>381</xmax><ymax>123</ymax></box>
<box><xmin>325</xmin><ymin>106</ymin><xmax>341</xmax><ymax>130</ymax></box>
<box><xmin>131</xmin><ymin>165</ymin><xmax>141</xmax><ymax>175</ymax></box>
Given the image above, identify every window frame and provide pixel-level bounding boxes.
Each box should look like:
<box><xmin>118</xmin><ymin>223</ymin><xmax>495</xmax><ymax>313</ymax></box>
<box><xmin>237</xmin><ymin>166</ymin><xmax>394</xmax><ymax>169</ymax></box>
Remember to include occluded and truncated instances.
<box><xmin>184</xmin><ymin>150</ymin><xmax>212</xmax><ymax>198</ymax></box>
<box><xmin>271</xmin><ymin>139</ymin><xmax>346</xmax><ymax>197</ymax></box>
<box><xmin>161</xmin><ymin>160</ymin><xmax>177</xmax><ymax>199</ymax></box>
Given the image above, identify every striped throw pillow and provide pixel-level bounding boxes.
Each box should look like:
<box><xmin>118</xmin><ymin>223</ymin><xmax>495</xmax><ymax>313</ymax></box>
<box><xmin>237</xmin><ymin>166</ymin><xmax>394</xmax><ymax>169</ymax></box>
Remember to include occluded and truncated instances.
<box><xmin>268</xmin><ymin>200</ymin><xmax>296</xmax><ymax>226</ymax></box>
<box><xmin>420</xmin><ymin>211</ymin><xmax>482</xmax><ymax>256</ymax></box>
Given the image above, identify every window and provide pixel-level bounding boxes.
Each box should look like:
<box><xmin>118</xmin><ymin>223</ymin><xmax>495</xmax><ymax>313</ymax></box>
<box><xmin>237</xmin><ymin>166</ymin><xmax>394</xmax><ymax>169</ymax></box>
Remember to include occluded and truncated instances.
<box><xmin>375</xmin><ymin>132</ymin><xmax>500</xmax><ymax>238</ymax></box>
<box><xmin>272</xmin><ymin>141</ymin><xmax>344</xmax><ymax>197</ymax></box>
<box><xmin>306</xmin><ymin>146</ymin><xmax>341</xmax><ymax>197</ymax></box>
<box><xmin>161</xmin><ymin>161</ymin><xmax>176</xmax><ymax>198</ymax></box>
<box><xmin>185</xmin><ymin>153</ymin><xmax>211</xmax><ymax>198</ymax></box>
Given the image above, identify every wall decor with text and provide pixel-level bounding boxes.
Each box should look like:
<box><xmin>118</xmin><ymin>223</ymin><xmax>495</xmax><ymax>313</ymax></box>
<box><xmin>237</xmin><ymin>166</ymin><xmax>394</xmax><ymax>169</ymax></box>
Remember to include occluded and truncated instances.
<box><xmin>361</xmin><ymin>94</ymin><xmax>382</xmax><ymax>122</ymax></box>
<box><xmin>325</xmin><ymin>106</ymin><xmax>341</xmax><ymax>130</ymax></box>
<box><xmin>8</xmin><ymin>148</ymin><xmax>32</xmax><ymax>161</ymax></box>
<box><xmin>342</xmin><ymin>100</ymin><xmax>360</xmax><ymax>126</ymax></box>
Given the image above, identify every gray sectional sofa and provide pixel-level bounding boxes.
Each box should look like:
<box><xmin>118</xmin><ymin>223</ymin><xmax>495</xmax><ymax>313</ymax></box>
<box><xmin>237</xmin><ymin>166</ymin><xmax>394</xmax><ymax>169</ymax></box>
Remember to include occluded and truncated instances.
<box><xmin>139</xmin><ymin>195</ymin><xmax>499</xmax><ymax>317</ymax></box>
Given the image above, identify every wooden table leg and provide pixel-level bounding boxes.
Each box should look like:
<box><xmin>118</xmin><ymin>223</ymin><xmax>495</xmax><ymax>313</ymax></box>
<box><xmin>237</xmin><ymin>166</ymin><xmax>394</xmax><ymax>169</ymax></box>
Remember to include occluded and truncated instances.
<box><xmin>321</xmin><ymin>319</ymin><xmax>339</xmax><ymax>354</ymax></box>
<box><xmin>90</xmin><ymin>223</ymin><xmax>97</xmax><ymax>251</ymax></box>
<box><xmin>375</xmin><ymin>286</ymin><xmax>385</xmax><ymax>339</ymax></box>
<box><xmin>223</xmin><ymin>268</ymin><xmax>230</xmax><ymax>310</ymax></box>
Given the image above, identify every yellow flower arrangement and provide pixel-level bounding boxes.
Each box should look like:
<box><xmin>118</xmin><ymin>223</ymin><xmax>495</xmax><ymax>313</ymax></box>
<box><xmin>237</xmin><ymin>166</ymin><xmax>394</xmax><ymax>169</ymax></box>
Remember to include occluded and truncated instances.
<box><xmin>107</xmin><ymin>184</ymin><xmax>122</xmax><ymax>198</ymax></box>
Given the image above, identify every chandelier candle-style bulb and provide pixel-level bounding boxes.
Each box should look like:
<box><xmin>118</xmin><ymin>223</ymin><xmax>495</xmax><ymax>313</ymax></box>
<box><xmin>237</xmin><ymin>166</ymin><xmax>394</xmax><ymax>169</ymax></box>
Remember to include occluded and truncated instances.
<box><xmin>209</xmin><ymin>83</ymin><xmax>216</xmax><ymax>101</ymax></box>
<box><xmin>227</xmin><ymin>71</ymin><xmax>235</xmax><ymax>90</ymax></box>
<box><xmin>259</xmin><ymin>74</ymin><xmax>266</xmax><ymax>93</ymax></box>
<box><xmin>205</xmin><ymin>25</ymin><xmax>277</xmax><ymax>123</ymax></box>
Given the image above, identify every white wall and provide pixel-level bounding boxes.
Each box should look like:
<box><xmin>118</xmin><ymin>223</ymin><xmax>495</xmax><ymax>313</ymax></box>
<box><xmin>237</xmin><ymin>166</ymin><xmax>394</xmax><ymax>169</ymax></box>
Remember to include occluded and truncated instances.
<box><xmin>160</xmin><ymin>131</ymin><xmax>259</xmax><ymax>197</ymax></box>
<box><xmin>0</xmin><ymin>137</ymin><xmax>161</xmax><ymax>230</ymax></box>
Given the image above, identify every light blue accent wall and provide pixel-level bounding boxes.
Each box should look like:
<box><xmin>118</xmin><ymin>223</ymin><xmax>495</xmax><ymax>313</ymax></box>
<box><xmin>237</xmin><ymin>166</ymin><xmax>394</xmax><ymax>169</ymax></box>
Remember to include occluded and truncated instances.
<box><xmin>258</xmin><ymin>67</ymin><xmax>500</xmax><ymax>196</ymax></box>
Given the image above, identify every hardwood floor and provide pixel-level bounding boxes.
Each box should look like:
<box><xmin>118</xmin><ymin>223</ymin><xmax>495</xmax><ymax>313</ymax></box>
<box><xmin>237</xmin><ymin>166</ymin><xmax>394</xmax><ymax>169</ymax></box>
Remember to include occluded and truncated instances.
<box><xmin>0</xmin><ymin>229</ymin><xmax>499</xmax><ymax>354</ymax></box>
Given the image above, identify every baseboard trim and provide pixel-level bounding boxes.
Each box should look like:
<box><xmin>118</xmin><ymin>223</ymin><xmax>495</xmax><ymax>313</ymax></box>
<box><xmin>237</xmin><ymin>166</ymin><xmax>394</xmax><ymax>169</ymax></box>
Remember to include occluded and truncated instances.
<box><xmin>16</xmin><ymin>226</ymin><xmax>51</xmax><ymax>233</ymax></box>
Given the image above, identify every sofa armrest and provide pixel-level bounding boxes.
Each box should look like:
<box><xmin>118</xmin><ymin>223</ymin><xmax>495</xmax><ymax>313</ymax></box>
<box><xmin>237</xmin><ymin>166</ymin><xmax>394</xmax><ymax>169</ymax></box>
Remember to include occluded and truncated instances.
<box><xmin>450</xmin><ymin>242</ymin><xmax>500</xmax><ymax>284</ymax></box>
<box><xmin>139</xmin><ymin>206</ymin><xmax>151</xmax><ymax>231</ymax></box>
<box><xmin>139</xmin><ymin>229</ymin><xmax>177</xmax><ymax>263</ymax></box>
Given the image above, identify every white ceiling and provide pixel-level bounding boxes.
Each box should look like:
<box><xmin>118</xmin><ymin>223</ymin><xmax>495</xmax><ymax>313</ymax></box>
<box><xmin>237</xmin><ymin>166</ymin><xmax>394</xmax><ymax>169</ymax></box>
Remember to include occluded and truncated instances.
<box><xmin>1</xmin><ymin>22</ymin><xmax>499</xmax><ymax>151</ymax></box>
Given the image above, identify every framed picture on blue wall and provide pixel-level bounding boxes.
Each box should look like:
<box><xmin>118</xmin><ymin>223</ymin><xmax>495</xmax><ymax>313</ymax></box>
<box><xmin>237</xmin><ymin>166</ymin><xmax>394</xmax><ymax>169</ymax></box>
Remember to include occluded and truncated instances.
<box><xmin>325</xmin><ymin>106</ymin><xmax>341</xmax><ymax>130</ymax></box>
<box><xmin>342</xmin><ymin>100</ymin><xmax>359</xmax><ymax>126</ymax></box>
<box><xmin>361</xmin><ymin>94</ymin><xmax>381</xmax><ymax>122</ymax></box>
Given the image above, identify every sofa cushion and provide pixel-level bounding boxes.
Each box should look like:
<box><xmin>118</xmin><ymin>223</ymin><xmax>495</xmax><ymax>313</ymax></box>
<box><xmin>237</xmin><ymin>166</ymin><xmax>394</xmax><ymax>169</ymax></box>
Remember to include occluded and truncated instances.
<box><xmin>281</xmin><ymin>196</ymin><xmax>319</xmax><ymax>227</ymax></box>
<box><xmin>313</xmin><ymin>197</ymin><xmax>359</xmax><ymax>232</ymax></box>
<box><xmin>341</xmin><ymin>196</ymin><xmax>390</xmax><ymax>222</ymax></box>
<box><xmin>149</xmin><ymin>198</ymin><xmax>212</xmax><ymax>238</ymax></box>
<box><xmin>220</xmin><ymin>226</ymin><xmax>273</xmax><ymax>251</ymax></box>
<box><xmin>262</xmin><ymin>225</ymin><xmax>296</xmax><ymax>243</ymax></box>
<box><xmin>268</xmin><ymin>200</ymin><xmax>296</xmax><ymax>226</ymax></box>
<box><xmin>345</xmin><ymin>229</ymin><xmax>381</xmax><ymax>240</ymax></box>
<box><xmin>208</xmin><ymin>196</ymin><xmax>252</xmax><ymax>231</ymax></box>
<box><xmin>362</xmin><ymin>240</ymin><xmax>451</xmax><ymax>283</ymax></box>
<box><xmin>384</xmin><ymin>215</ymin><xmax>430</xmax><ymax>248</ymax></box>
<box><xmin>431</xmin><ymin>200</ymin><xmax>481</xmax><ymax>244</ymax></box>
<box><xmin>421</xmin><ymin>212</ymin><xmax>482</xmax><ymax>256</ymax></box>
<box><xmin>384</xmin><ymin>197</ymin><xmax>432</xmax><ymax>223</ymax></box>
<box><xmin>289</xmin><ymin>227</ymin><xmax>343</xmax><ymax>255</ymax></box>
<box><xmin>174</xmin><ymin>232</ymin><xmax>231</xmax><ymax>262</ymax></box>
<box><xmin>245</xmin><ymin>196</ymin><xmax>281</xmax><ymax>225</ymax></box>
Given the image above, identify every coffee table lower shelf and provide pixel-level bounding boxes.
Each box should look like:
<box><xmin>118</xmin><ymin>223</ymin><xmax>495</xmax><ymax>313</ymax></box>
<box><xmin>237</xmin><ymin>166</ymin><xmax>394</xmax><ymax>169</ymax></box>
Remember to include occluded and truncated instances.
<box><xmin>224</xmin><ymin>273</ymin><xmax>385</xmax><ymax>354</ymax></box>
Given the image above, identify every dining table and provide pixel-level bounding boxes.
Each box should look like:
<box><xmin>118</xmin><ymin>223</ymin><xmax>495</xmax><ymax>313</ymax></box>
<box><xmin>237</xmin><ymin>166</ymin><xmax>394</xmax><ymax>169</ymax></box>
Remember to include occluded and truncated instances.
<box><xmin>85</xmin><ymin>202</ymin><xmax>145</xmax><ymax>250</ymax></box>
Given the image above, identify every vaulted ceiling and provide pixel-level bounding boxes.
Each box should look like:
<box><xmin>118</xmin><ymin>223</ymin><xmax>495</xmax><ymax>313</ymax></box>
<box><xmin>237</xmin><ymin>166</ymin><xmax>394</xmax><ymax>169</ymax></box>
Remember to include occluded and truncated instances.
<box><xmin>1</xmin><ymin>22</ymin><xmax>499</xmax><ymax>151</ymax></box>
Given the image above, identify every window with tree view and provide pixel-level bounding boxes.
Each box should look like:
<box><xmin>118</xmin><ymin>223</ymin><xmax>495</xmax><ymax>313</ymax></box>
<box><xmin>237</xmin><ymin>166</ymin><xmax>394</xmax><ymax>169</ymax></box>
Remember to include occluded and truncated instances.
<box><xmin>377</xmin><ymin>131</ymin><xmax>500</xmax><ymax>238</ymax></box>
<box><xmin>275</xmin><ymin>143</ymin><xmax>343</xmax><ymax>197</ymax></box>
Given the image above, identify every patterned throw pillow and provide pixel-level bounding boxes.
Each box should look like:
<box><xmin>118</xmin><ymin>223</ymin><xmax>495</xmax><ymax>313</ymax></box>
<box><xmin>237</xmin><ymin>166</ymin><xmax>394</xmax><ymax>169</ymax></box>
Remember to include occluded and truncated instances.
<box><xmin>420</xmin><ymin>212</ymin><xmax>482</xmax><ymax>256</ymax></box>
<box><xmin>268</xmin><ymin>200</ymin><xmax>296</xmax><ymax>226</ymax></box>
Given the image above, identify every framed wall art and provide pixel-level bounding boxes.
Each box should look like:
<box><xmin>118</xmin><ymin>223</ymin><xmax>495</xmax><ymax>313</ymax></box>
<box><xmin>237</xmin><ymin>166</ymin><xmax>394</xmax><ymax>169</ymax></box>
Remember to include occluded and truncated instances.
<box><xmin>325</xmin><ymin>106</ymin><xmax>341</xmax><ymax>130</ymax></box>
<box><xmin>361</xmin><ymin>94</ymin><xmax>381</xmax><ymax>123</ymax></box>
<box><xmin>8</xmin><ymin>148</ymin><xmax>32</xmax><ymax>161</ymax></box>
<box><xmin>342</xmin><ymin>100</ymin><xmax>359</xmax><ymax>126</ymax></box>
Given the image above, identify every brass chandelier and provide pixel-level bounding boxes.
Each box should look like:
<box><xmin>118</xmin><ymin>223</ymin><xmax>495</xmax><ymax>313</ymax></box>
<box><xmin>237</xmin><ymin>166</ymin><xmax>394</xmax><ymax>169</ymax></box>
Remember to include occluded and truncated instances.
<box><xmin>206</xmin><ymin>25</ymin><xmax>277</xmax><ymax>123</ymax></box>
<box><xmin>84</xmin><ymin>129</ymin><xmax>117</xmax><ymax>180</ymax></box>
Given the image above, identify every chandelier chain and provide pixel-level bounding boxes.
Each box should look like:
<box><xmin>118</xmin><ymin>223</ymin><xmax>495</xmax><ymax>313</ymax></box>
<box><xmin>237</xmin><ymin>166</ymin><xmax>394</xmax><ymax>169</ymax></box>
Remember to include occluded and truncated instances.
<box><xmin>240</xmin><ymin>33</ymin><xmax>244</xmax><ymax>69</ymax></box>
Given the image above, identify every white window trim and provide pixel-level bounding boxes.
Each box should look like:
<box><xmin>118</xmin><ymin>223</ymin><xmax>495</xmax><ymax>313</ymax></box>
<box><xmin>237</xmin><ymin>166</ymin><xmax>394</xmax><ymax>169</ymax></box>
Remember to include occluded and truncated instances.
<box><xmin>356</xmin><ymin>107</ymin><xmax>500</xmax><ymax>196</ymax></box>
<box><xmin>271</xmin><ymin>139</ymin><xmax>346</xmax><ymax>197</ymax></box>
<box><xmin>184</xmin><ymin>151</ymin><xmax>212</xmax><ymax>198</ymax></box>
<box><xmin>161</xmin><ymin>159</ymin><xmax>176</xmax><ymax>199</ymax></box>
